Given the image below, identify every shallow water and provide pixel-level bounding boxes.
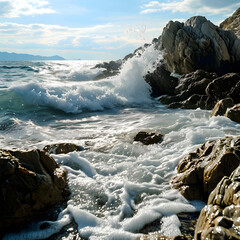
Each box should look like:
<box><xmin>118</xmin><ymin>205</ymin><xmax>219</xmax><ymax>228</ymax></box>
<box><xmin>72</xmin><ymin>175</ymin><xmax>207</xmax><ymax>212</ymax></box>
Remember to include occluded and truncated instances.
<box><xmin>1</xmin><ymin>46</ymin><xmax>240</xmax><ymax>239</ymax></box>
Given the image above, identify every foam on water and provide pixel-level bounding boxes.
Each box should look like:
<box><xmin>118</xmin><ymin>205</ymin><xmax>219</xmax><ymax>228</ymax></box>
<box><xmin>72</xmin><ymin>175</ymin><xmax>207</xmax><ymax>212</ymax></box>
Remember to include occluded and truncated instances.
<box><xmin>8</xmin><ymin>46</ymin><xmax>160</xmax><ymax>113</ymax></box>
<box><xmin>1</xmin><ymin>52</ymin><xmax>240</xmax><ymax>239</ymax></box>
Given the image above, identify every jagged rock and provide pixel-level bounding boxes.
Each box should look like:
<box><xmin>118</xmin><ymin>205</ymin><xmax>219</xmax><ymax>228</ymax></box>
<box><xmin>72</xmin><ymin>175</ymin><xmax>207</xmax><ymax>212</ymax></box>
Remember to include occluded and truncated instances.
<box><xmin>0</xmin><ymin>149</ymin><xmax>68</xmax><ymax>236</ymax></box>
<box><xmin>175</xmin><ymin>70</ymin><xmax>217</xmax><ymax>95</ymax></box>
<box><xmin>195</xmin><ymin>164</ymin><xmax>240</xmax><ymax>239</ymax></box>
<box><xmin>225</xmin><ymin>104</ymin><xmax>240</xmax><ymax>123</ymax></box>
<box><xmin>136</xmin><ymin>235</ymin><xmax>192</xmax><ymax>240</ymax></box>
<box><xmin>160</xmin><ymin>71</ymin><xmax>240</xmax><ymax>111</ymax></box>
<box><xmin>220</xmin><ymin>8</ymin><xmax>240</xmax><ymax>37</ymax></box>
<box><xmin>160</xmin><ymin>16</ymin><xmax>240</xmax><ymax>74</ymax></box>
<box><xmin>134</xmin><ymin>131</ymin><xmax>164</xmax><ymax>145</ymax></box>
<box><xmin>144</xmin><ymin>63</ymin><xmax>179</xmax><ymax>97</ymax></box>
<box><xmin>206</xmin><ymin>73</ymin><xmax>240</xmax><ymax>101</ymax></box>
<box><xmin>43</xmin><ymin>143</ymin><xmax>84</xmax><ymax>154</ymax></box>
<box><xmin>160</xmin><ymin>70</ymin><xmax>217</xmax><ymax>109</ymax></box>
<box><xmin>171</xmin><ymin>136</ymin><xmax>240</xmax><ymax>202</ymax></box>
<box><xmin>210</xmin><ymin>98</ymin><xmax>235</xmax><ymax>117</ymax></box>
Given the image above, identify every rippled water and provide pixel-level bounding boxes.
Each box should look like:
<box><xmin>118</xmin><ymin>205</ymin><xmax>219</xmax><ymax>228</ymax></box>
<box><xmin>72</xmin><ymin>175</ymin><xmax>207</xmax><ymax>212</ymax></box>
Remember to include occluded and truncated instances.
<box><xmin>1</xmin><ymin>47</ymin><xmax>240</xmax><ymax>239</ymax></box>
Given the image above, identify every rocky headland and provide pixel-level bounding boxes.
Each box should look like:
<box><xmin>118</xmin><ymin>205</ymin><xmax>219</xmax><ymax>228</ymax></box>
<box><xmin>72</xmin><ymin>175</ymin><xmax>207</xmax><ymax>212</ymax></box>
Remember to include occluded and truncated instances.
<box><xmin>138</xmin><ymin>7</ymin><xmax>240</xmax><ymax>240</ymax></box>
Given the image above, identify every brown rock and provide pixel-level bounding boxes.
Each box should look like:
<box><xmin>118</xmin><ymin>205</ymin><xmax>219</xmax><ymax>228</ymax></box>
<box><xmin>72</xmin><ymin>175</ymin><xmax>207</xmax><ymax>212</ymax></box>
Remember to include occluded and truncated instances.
<box><xmin>225</xmin><ymin>104</ymin><xmax>240</xmax><ymax>123</ymax></box>
<box><xmin>135</xmin><ymin>235</ymin><xmax>192</xmax><ymax>240</ymax></box>
<box><xmin>195</xmin><ymin>164</ymin><xmax>240</xmax><ymax>239</ymax></box>
<box><xmin>220</xmin><ymin>8</ymin><xmax>240</xmax><ymax>37</ymax></box>
<box><xmin>210</xmin><ymin>98</ymin><xmax>235</xmax><ymax>117</ymax></box>
<box><xmin>0</xmin><ymin>149</ymin><xmax>68</xmax><ymax>236</ymax></box>
<box><xmin>171</xmin><ymin>136</ymin><xmax>240</xmax><ymax>201</ymax></box>
<box><xmin>134</xmin><ymin>131</ymin><xmax>164</xmax><ymax>145</ymax></box>
<box><xmin>43</xmin><ymin>143</ymin><xmax>84</xmax><ymax>154</ymax></box>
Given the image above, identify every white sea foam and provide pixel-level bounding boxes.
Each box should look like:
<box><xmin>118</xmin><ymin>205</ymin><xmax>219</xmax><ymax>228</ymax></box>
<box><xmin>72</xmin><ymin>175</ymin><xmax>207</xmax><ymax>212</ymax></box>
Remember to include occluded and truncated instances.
<box><xmin>1</xmin><ymin>56</ymin><xmax>240</xmax><ymax>239</ymax></box>
<box><xmin>10</xmin><ymin>46</ymin><xmax>160</xmax><ymax>113</ymax></box>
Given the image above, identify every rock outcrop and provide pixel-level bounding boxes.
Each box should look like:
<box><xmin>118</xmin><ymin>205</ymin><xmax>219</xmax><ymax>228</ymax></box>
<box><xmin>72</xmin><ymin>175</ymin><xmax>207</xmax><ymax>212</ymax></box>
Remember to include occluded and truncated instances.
<box><xmin>144</xmin><ymin>63</ymin><xmax>179</xmax><ymax>97</ymax></box>
<box><xmin>43</xmin><ymin>143</ymin><xmax>84</xmax><ymax>154</ymax></box>
<box><xmin>195</xmin><ymin>164</ymin><xmax>240</xmax><ymax>239</ymax></box>
<box><xmin>134</xmin><ymin>131</ymin><xmax>164</xmax><ymax>145</ymax></box>
<box><xmin>159</xmin><ymin>71</ymin><xmax>240</xmax><ymax>114</ymax></box>
<box><xmin>0</xmin><ymin>149</ymin><xmax>68</xmax><ymax>236</ymax></box>
<box><xmin>171</xmin><ymin>136</ymin><xmax>240</xmax><ymax>202</ymax></box>
<box><xmin>225</xmin><ymin>104</ymin><xmax>240</xmax><ymax>123</ymax></box>
<box><xmin>159</xmin><ymin>16</ymin><xmax>240</xmax><ymax>75</ymax></box>
<box><xmin>220</xmin><ymin>8</ymin><xmax>240</xmax><ymax>37</ymax></box>
<box><xmin>160</xmin><ymin>70</ymin><xmax>217</xmax><ymax>110</ymax></box>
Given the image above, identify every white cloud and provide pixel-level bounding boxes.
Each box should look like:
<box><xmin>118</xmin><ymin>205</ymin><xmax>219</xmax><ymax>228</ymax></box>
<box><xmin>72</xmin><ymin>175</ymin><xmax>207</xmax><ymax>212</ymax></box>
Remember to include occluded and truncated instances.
<box><xmin>0</xmin><ymin>21</ymin><xmax>149</xmax><ymax>51</ymax></box>
<box><xmin>141</xmin><ymin>0</ymin><xmax>240</xmax><ymax>16</ymax></box>
<box><xmin>0</xmin><ymin>0</ymin><xmax>55</xmax><ymax>17</ymax></box>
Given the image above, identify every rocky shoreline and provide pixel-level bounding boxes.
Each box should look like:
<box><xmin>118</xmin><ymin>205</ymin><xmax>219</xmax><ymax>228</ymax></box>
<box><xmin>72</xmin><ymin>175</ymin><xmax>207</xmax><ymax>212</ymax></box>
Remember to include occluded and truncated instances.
<box><xmin>2</xmin><ymin>7</ymin><xmax>240</xmax><ymax>240</ymax></box>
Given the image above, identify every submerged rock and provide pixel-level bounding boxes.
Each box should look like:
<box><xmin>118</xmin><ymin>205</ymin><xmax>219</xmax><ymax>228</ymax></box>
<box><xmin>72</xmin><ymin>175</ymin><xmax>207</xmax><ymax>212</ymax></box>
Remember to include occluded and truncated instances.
<box><xmin>171</xmin><ymin>136</ymin><xmax>240</xmax><ymax>202</ymax></box>
<box><xmin>43</xmin><ymin>143</ymin><xmax>84</xmax><ymax>154</ymax></box>
<box><xmin>0</xmin><ymin>149</ymin><xmax>68</xmax><ymax>236</ymax></box>
<box><xmin>134</xmin><ymin>131</ymin><xmax>164</xmax><ymax>145</ymax></box>
<box><xmin>159</xmin><ymin>16</ymin><xmax>240</xmax><ymax>75</ymax></box>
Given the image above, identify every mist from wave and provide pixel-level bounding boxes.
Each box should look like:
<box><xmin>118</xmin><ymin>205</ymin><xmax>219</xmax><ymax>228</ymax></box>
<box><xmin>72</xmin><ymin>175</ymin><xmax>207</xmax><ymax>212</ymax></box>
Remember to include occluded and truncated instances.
<box><xmin>3</xmin><ymin>46</ymin><xmax>160</xmax><ymax>114</ymax></box>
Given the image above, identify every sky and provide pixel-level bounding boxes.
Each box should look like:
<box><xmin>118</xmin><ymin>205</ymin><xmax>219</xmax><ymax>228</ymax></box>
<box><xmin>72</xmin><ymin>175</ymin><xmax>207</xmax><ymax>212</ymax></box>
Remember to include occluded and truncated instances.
<box><xmin>0</xmin><ymin>0</ymin><xmax>239</xmax><ymax>60</ymax></box>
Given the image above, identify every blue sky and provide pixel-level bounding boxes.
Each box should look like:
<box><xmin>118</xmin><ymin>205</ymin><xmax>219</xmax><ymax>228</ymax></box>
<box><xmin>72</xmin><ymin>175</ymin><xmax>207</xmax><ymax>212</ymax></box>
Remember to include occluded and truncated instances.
<box><xmin>0</xmin><ymin>0</ymin><xmax>239</xmax><ymax>60</ymax></box>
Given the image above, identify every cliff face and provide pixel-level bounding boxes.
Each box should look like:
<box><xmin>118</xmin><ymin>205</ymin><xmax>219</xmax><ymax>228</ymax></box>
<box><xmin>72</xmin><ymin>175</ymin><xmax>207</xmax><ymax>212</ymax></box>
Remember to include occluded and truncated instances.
<box><xmin>159</xmin><ymin>16</ymin><xmax>240</xmax><ymax>75</ymax></box>
<box><xmin>220</xmin><ymin>8</ymin><xmax>240</xmax><ymax>38</ymax></box>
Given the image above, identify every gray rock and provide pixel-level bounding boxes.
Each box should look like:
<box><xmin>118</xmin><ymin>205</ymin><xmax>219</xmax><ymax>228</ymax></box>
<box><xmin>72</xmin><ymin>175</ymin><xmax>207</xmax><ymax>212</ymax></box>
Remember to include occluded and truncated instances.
<box><xmin>160</xmin><ymin>16</ymin><xmax>240</xmax><ymax>74</ymax></box>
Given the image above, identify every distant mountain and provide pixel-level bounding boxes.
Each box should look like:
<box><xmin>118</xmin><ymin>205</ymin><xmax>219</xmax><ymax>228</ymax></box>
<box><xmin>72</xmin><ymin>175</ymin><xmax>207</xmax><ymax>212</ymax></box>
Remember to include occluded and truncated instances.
<box><xmin>0</xmin><ymin>52</ymin><xmax>65</xmax><ymax>61</ymax></box>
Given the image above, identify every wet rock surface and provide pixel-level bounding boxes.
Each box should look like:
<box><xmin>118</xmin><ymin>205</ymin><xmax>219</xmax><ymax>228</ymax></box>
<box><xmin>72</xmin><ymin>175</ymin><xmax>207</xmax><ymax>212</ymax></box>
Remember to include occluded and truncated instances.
<box><xmin>43</xmin><ymin>143</ymin><xmax>84</xmax><ymax>154</ymax></box>
<box><xmin>0</xmin><ymin>149</ymin><xmax>69</xmax><ymax>236</ymax></box>
<box><xmin>225</xmin><ymin>104</ymin><xmax>240</xmax><ymax>123</ymax></box>
<box><xmin>159</xmin><ymin>71</ymin><xmax>240</xmax><ymax>117</ymax></box>
<box><xmin>171</xmin><ymin>136</ymin><xmax>240</xmax><ymax>202</ymax></box>
<box><xmin>134</xmin><ymin>131</ymin><xmax>164</xmax><ymax>145</ymax></box>
<box><xmin>195</xmin><ymin>164</ymin><xmax>240</xmax><ymax>239</ymax></box>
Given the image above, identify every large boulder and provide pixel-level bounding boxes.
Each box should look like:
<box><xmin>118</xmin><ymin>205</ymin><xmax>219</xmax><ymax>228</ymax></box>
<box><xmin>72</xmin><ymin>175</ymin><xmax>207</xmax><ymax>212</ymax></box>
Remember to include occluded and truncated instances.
<box><xmin>160</xmin><ymin>70</ymin><xmax>217</xmax><ymax>110</ymax></box>
<box><xmin>210</xmin><ymin>98</ymin><xmax>234</xmax><ymax>117</ymax></box>
<box><xmin>195</xmin><ymin>165</ymin><xmax>240</xmax><ymax>239</ymax></box>
<box><xmin>0</xmin><ymin>149</ymin><xmax>68</xmax><ymax>236</ymax></box>
<box><xmin>144</xmin><ymin>64</ymin><xmax>179</xmax><ymax>97</ymax></box>
<box><xmin>225</xmin><ymin>104</ymin><xmax>240</xmax><ymax>123</ymax></box>
<box><xmin>206</xmin><ymin>73</ymin><xmax>240</xmax><ymax>101</ymax></box>
<box><xmin>159</xmin><ymin>16</ymin><xmax>240</xmax><ymax>75</ymax></box>
<box><xmin>171</xmin><ymin>136</ymin><xmax>240</xmax><ymax>202</ymax></box>
<box><xmin>134</xmin><ymin>131</ymin><xmax>164</xmax><ymax>145</ymax></box>
<box><xmin>160</xmin><ymin>71</ymin><xmax>240</xmax><ymax>111</ymax></box>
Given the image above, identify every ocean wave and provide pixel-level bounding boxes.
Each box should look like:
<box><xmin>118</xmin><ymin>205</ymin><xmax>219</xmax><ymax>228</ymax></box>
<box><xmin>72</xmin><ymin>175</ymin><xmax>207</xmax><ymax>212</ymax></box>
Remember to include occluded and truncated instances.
<box><xmin>11</xmin><ymin>46</ymin><xmax>161</xmax><ymax>113</ymax></box>
<box><xmin>0</xmin><ymin>65</ymin><xmax>38</xmax><ymax>72</ymax></box>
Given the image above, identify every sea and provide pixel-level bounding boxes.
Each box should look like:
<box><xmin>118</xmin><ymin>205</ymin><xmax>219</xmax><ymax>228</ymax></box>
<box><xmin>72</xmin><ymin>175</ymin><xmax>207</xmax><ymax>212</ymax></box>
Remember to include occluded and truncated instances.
<box><xmin>1</xmin><ymin>45</ymin><xmax>240</xmax><ymax>240</ymax></box>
